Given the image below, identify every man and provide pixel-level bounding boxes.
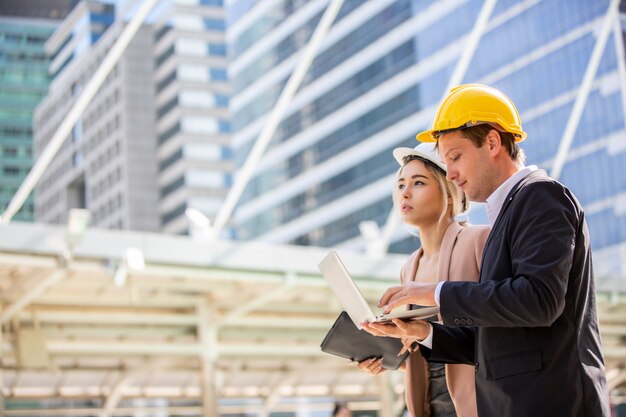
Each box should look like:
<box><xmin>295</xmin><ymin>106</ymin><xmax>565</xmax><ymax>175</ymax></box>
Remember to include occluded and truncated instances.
<box><xmin>364</xmin><ymin>84</ymin><xmax>610</xmax><ymax>416</ymax></box>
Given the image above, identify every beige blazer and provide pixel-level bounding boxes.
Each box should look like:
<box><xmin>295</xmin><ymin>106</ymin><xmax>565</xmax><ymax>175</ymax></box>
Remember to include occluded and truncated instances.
<box><xmin>401</xmin><ymin>222</ymin><xmax>489</xmax><ymax>417</ymax></box>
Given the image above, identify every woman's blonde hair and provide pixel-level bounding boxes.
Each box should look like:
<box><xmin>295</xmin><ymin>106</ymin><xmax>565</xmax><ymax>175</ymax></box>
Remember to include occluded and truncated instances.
<box><xmin>394</xmin><ymin>156</ymin><xmax>467</xmax><ymax>226</ymax></box>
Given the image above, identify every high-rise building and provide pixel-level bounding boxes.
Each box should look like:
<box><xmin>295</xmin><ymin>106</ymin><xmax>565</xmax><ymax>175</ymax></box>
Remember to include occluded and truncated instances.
<box><xmin>0</xmin><ymin>0</ymin><xmax>77</xmax><ymax>20</ymax></box>
<box><xmin>150</xmin><ymin>0</ymin><xmax>231</xmax><ymax>235</ymax></box>
<box><xmin>228</xmin><ymin>0</ymin><xmax>626</xmax><ymax>275</ymax></box>
<box><xmin>0</xmin><ymin>14</ymin><xmax>59</xmax><ymax>221</ymax></box>
<box><xmin>34</xmin><ymin>0</ymin><xmax>231</xmax><ymax>235</ymax></box>
<box><xmin>33</xmin><ymin>1</ymin><xmax>161</xmax><ymax>230</ymax></box>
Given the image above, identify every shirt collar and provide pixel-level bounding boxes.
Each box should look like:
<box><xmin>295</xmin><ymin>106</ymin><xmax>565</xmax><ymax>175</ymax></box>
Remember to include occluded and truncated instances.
<box><xmin>486</xmin><ymin>165</ymin><xmax>538</xmax><ymax>226</ymax></box>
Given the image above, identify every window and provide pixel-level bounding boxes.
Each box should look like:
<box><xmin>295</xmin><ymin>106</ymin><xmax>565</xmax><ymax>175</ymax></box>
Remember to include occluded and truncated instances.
<box><xmin>209</xmin><ymin>43</ymin><xmax>226</xmax><ymax>56</ymax></box>
<box><xmin>218</xmin><ymin>120</ymin><xmax>231</xmax><ymax>133</ymax></box>
<box><xmin>210</xmin><ymin>68</ymin><xmax>227</xmax><ymax>81</ymax></box>
<box><xmin>204</xmin><ymin>18</ymin><xmax>225</xmax><ymax>32</ymax></box>
<box><xmin>216</xmin><ymin>94</ymin><xmax>229</xmax><ymax>107</ymax></box>
<box><xmin>3</xmin><ymin>167</ymin><xmax>19</xmax><ymax>176</ymax></box>
<box><xmin>3</xmin><ymin>147</ymin><xmax>17</xmax><ymax>157</ymax></box>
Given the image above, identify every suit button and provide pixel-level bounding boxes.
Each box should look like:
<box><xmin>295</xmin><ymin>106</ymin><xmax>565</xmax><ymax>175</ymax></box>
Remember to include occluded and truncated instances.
<box><xmin>460</xmin><ymin>319</ymin><xmax>467</xmax><ymax>326</ymax></box>
<box><xmin>454</xmin><ymin>318</ymin><xmax>461</xmax><ymax>325</ymax></box>
<box><xmin>467</xmin><ymin>318</ymin><xmax>474</xmax><ymax>325</ymax></box>
<box><xmin>475</xmin><ymin>362</ymin><xmax>480</xmax><ymax>372</ymax></box>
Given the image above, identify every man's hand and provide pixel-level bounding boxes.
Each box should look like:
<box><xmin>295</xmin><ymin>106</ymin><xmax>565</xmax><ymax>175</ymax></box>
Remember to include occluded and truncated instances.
<box><xmin>362</xmin><ymin>318</ymin><xmax>430</xmax><ymax>341</ymax></box>
<box><xmin>378</xmin><ymin>282</ymin><xmax>438</xmax><ymax>313</ymax></box>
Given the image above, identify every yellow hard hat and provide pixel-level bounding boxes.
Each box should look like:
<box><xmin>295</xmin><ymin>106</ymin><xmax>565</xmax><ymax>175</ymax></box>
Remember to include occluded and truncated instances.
<box><xmin>416</xmin><ymin>83</ymin><xmax>527</xmax><ymax>143</ymax></box>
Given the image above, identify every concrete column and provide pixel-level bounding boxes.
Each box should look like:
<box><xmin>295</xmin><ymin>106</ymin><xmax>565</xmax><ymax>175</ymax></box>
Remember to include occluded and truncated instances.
<box><xmin>197</xmin><ymin>298</ymin><xmax>219</xmax><ymax>417</ymax></box>
<box><xmin>377</xmin><ymin>372</ymin><xmax>395</xmax><ymax>417</ymax></box>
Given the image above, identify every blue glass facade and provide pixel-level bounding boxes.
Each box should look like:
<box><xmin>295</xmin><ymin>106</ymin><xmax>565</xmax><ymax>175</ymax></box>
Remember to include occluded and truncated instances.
<box><xmin>229</xmin><ymin>0</ymin><xmax>626</xmax><ymax>266</ymax></box>
<box><xmin>0</xmin><ymin>19</ymin><xmax>56</xmax><ymax>221</ymax></box>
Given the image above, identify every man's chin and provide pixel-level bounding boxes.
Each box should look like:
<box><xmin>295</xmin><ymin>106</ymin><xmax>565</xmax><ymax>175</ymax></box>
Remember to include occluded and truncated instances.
<box><xmin>465</xmin><ymin>191</ymin><xmax>486</xmax><ymax>204</ymax></box>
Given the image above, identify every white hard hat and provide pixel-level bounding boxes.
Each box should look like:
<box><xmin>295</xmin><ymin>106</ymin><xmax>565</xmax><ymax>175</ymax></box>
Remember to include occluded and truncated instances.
<box><xmin>392</xmin><ymin>142</ymin><xmax>446</xmax><ymax>172</ymax></box>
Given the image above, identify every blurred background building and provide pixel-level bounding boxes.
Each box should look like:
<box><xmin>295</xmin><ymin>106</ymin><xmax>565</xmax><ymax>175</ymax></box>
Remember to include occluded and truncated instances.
<box><xmin>1</xmin><ymin>0</ymin><xmax>626</xmax><ymax>416</ymax></box>
<box><xmin>32</xmin><ymin>1</ymin><xmax>158</xmax><ymax>230</ymax></box>
<box><xmin>32</xmin><ymin>0</ymin><xmax>231</xmax><ymax>235</ymax></box>
<box><xmin>0</xmin><ymin>0</ymin><xmax>76</xmax><ymax>221</ymax></box>
<box><xmin>149</xmin><ymin>0</ymin><xmax>231</xmax><ymax>235</ymax></box>
<box><xmin>228</xmin><ymin>0</ymin><xmax>626</xmax><ymax>286</ymax></box>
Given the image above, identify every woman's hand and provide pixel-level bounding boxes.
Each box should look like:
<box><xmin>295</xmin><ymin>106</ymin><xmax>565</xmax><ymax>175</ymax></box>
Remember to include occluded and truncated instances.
<box><xmin>399</xmin><ymin>336</ymin><xmax>418</xmax><ymax>355</ymax></box>
<box><xmin>355</xmin><ymin>357</ymin><xmax>386</xmax><ymax>375</ymax></box>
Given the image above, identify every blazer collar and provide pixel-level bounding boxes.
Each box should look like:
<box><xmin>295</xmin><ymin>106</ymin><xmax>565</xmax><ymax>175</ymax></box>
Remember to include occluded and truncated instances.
<box><xmin>437</xmin><ymin>222</ymin><xmax>464</xmax><ymax>283</ymax></box>
<box><xmin>409</xmin><ymin>222</ymin><xmax>464</xmax><ymax>283</ymax></box>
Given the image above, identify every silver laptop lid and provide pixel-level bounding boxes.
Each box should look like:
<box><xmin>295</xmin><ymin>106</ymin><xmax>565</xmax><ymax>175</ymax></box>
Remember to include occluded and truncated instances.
<box><xmin>318</xmin><ymin>251</ymin><xmax>375</xmax><ymax>328</ymax></box>
<box><xmin>319</xmin><ymin>251</ymin><xmax>441</xmax><ymax>328</ymax></box>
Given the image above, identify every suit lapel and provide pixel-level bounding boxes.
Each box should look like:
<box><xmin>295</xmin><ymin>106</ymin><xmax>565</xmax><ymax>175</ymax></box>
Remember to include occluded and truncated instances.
<box><xmin>479</xmin><ymin>170</ymin><xmax>547</xmax><ymax>276</ymax></box>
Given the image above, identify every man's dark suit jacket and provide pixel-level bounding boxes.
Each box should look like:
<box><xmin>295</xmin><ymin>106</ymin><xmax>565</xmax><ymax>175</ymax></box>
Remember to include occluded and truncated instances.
<box><xmin>421</xmin><ymin>170</ymin><xmax>610</xmax><ymax>417</ymax></box>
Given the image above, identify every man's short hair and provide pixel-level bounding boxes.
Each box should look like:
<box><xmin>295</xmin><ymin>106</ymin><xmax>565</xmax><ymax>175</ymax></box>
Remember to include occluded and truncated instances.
<box><xmin>460</xmin><ymin>124</ymin><xmax>526</xmax><ymax>164</ymax></box>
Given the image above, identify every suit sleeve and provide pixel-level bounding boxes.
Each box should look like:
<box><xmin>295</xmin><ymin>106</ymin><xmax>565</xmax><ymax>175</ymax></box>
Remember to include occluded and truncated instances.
<box><xmin>440</xmin><ymin>181</ymin><xmax>579</xmax><ymax>328</ymax></box>
<box><xmin>420</xmin><ymin>324</ymin><xmax>476</xmax><ymax>365</ymax></box>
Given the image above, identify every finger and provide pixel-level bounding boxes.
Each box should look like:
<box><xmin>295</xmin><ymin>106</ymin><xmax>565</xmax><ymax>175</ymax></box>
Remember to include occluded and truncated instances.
<box><xmin>362</xmin><ymin>325</ymin><xmax>387</xmax><ymax>337</ymax></box>
<box><xmin>383</xmin><ymin>295</ymin><xmax>414</xmax><ymax>313</ymax></box>
<box><xmin>361</xmin><ymin>323</ymin><xmax>385</xmax><ymax>337</ymax></box>
<box><xmin>368</xmin><ymin>358</ymin><xmax>383</xmax><ymax>372</ymax></box>
<box><xmin>391</xmin><ymin>318</ymin><xmax>408</xmax><ymax>330</ymax></box>
<box><xmin>356</xmin><ymin>357</ymin><xmax>376</xmax><ymax>370</ymax></box>
<box><xmin>373</xmin><ymin>360</ymin><xmax>385</xmax><ymax>375</ymax></box>
<box><xmin>378</xmin><ymin>286</ymin><xmax>403</xmax><ymax>307</ymax></box>
<box><xmin>400</xmin><ymin>337</ymin><xmax>413</xmax><ymax>351</ymax></box>
<box><xmin>368</xmin><ymin>323</ymin><xmax>403</xmax><ymax>338</ymax></box>
<box><xmin>357</xmin><ymin>359</ymin><xmax>379</xmax><ymax>374</ymax></box>
<box><xmin>398</xmin><ymin>319</ymin><xmax>431</xmax><ymax>340</ymax></box>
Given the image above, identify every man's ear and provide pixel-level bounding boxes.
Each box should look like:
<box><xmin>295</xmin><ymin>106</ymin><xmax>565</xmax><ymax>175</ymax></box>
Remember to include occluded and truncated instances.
<box><xmin>486</xmin><ymin>129</ymin><xmax>502</xmax><ymax>156</ymax></box>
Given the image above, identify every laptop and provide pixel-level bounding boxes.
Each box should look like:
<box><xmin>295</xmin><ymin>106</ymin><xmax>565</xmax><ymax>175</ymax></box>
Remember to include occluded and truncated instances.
<box><xmin>318</xmin><ymin>251</ymin><xmax>440</xmax><ymax>329</ymax></box>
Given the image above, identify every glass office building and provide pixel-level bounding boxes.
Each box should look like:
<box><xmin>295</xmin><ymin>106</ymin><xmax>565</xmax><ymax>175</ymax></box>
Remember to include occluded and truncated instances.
<box><xmin>34</xmin><ymin>0</ymin><xmax>230</xmax><ymax>235</ymax></box>
<box><xmin>0</xmin><ymin>18</ymin><xmax>57</xmax><ymax>221</ymax></box>
<box><xmin>228</xmin><ymin>0</ymin><xmax>626</xmax><ymax>274</ymax></box>
<box><xmin>33</xmin><ymin>1</ymin><xmax>158</xmax><ymax>230</ymax></box>
<box><xmin>151</xmin><ymin>0</ymin><xmax>232</xmax><ymax>235</ymax></box>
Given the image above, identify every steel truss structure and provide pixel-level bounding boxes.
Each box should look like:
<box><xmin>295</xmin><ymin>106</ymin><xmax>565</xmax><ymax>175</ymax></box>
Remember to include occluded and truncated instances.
<box><xmin>0</xmin><ymin>222</ymin><xmax>624</xmax><ymax>416</ymax></box>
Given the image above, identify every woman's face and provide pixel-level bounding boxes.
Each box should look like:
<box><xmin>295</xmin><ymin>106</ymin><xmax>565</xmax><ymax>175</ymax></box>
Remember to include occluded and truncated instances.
<box><xmin>395</xmin><ymin>159</ymin><xmax>446</xmax><ymax>228</ymax></box>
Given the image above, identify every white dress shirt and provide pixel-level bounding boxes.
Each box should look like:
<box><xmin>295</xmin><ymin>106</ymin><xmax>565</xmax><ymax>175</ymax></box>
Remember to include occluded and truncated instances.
<box><xmin>418</xmin><ymin>165</ymin><xmax>538</xmax><ymax>348</ymax></box>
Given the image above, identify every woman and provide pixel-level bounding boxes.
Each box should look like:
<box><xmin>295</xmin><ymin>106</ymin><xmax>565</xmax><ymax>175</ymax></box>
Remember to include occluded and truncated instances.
<box><xmin>357</xmin><ymin>142</ymin><xmax>489</xmax><ymax>417</ymax></box>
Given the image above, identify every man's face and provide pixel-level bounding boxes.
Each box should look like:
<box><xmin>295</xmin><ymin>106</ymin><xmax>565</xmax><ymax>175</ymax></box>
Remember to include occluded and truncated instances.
<box><xmin>437</xmin><ymin>130</ymin><xmax>497</xmax><ymax>203</ymax></box>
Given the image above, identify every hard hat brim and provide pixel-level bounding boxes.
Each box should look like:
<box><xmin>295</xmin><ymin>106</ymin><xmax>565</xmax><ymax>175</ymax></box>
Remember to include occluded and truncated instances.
<box><xmin>417</xmin><ymin>124</ymin><xmax>527</xmax><ymax>143</ymax></box>
<box><xmin>416</xmin><ymin>129</ymin><xmax>437</xmax><ymax>143</ymax></box>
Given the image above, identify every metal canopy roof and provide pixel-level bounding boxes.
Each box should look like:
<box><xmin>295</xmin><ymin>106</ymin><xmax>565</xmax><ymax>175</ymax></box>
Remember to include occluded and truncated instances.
<box><xmin>0</xmin><ymin>222</ymin><xmax>624</xmax><ymax>416</ymax></box>
<box><xmin>0</xmin><ymin>222</ymin><xmax>410</xmax><ymax>416</ymax></box>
